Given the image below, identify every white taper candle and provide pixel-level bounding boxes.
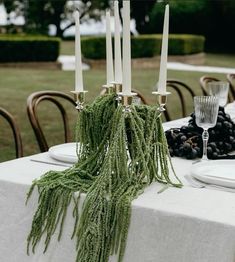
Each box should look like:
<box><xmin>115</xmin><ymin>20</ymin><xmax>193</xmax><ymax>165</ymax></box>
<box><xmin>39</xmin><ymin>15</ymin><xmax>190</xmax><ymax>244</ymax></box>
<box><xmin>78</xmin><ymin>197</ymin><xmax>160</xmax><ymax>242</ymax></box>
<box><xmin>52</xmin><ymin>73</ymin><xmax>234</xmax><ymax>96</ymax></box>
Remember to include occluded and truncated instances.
<box><xmin>106</xmin><ymin>10</ymin><xmax>114</xmax><ymax>85</ymax></box>
<box><xmin>158</xmin><ymin>4</ymin><xmax>169</xmax><ymax>95</ymax></box>
<box><xmin>74</xmin><ymin>11</ymin><xmax>84</xmax><ymax>92</ymax></box>
<box><xmin>122</xmin><ymin>0</ymin><xmax>132</xmax><ymax>95</ymax></box>
<box><xmin>114</xmin><ymin>0</ymin><xmax>122</xmax><ymax>84</ymax></box>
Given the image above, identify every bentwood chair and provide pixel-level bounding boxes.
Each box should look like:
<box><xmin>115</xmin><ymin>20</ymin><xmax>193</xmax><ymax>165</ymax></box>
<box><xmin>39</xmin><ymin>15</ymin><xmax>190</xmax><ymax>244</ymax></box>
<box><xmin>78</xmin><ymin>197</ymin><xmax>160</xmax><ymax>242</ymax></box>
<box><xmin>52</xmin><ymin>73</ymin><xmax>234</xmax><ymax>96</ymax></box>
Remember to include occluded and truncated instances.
<box><xmin>226</xmin><ymin>74</ymin><xmax>235</xmax><ymax>100</ymax></box>
<box><xmin>199</xmin><ymin>76</ymin><xmax>219</xmax><ymax>96</ymax></box>
<box><xmin>27</xmin><ymin>91</ymin><xmax>76</xmax><ymax>152</ymax></box>
<box><xmin>200</xmin><ymin>75</ymin><xmax>233</xmax><ymax>102</ymax></box>
<box><xmin>100</xmin><ymin>87</ymin><xmax>148</xmax><ymax>105</ymax></box>
<box><xmin>0</xmin><ymin>107</ymin><xmax>23</xmax><ymax>158</ymax></box>
<box><xmin>164</xmin><ymin>79</ymin><xmax>196</xmax><ymax>121</ymax></box>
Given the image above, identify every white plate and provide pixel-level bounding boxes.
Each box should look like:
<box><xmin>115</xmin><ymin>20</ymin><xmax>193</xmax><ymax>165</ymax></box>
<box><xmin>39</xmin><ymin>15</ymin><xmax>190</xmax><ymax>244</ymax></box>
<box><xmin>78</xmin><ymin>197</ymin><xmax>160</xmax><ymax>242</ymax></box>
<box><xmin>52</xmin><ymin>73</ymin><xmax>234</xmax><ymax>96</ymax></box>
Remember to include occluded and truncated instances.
<box><xmin>191</xmin><ymin>160</ymin><xmax>235</xmax><ymax>188</ymax></box>
<box><xmin>48</xmin><ymin>143</ymin><xmax>79</xmax><ymax>164</ymax></box>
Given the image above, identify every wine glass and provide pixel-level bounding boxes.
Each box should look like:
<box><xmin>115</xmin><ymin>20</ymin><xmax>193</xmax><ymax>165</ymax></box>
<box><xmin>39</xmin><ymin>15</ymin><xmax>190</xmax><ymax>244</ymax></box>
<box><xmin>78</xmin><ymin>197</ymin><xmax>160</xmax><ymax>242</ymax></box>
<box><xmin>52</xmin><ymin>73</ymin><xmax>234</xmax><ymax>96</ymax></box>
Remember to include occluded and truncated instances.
<box><xmin>194</xmin><ymin>96</ymin><xmax>219</xmax><ymax>161</ymax></box>
<box><xmin>208</xmin><ymin>81</ymin><xmax>229</xmax><ymax>107</ymax></box>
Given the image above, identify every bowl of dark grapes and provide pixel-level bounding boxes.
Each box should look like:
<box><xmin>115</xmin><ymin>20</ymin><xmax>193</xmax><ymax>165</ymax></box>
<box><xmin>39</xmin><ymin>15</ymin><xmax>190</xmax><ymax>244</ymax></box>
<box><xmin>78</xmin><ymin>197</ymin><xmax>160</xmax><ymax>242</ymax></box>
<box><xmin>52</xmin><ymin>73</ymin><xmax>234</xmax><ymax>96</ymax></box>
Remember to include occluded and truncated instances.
<box><xmin>165</xmin><ymin>107</ymin><xmax>235</xmax><ymax>160</ymax></box>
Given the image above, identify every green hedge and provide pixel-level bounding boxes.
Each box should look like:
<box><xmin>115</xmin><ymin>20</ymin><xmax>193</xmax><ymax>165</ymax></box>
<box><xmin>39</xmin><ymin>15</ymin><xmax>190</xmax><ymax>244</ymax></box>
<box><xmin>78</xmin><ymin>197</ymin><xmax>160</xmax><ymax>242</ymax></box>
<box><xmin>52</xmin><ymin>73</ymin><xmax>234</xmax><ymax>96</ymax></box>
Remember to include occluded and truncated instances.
<box><xmin>0</xmin><ymin>35</ymin><xmax>61</xmax><ymax>62</ymax></box>
<box><xmin>168</xmin><ymin>34</ymin><xmax>205</xmax><ymax>55</ymax></box>
<box><xmin>81</xmin><ymin>37</ymin><xmax>106</xmax><ymax>60</ymax></box>
<box><xmin>81</xmin><ymin>34</ymin><xmax>205</xmax><ymax>60</ymax></box>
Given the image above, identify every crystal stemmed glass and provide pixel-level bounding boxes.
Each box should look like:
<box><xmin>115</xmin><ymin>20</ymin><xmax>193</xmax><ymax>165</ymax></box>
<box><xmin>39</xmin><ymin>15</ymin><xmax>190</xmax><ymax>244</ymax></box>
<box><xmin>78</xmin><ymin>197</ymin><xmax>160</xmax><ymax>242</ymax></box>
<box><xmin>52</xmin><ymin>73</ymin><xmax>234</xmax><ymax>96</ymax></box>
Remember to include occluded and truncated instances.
<box><xmin>208</xmin><ymin>81</ymin><xmax>229</xmax><ymax>107</ymax></box>
<box><xmin>194</xmin><ymin>96</ymin><xmax>219</xmax><ymax>161</ymax></box>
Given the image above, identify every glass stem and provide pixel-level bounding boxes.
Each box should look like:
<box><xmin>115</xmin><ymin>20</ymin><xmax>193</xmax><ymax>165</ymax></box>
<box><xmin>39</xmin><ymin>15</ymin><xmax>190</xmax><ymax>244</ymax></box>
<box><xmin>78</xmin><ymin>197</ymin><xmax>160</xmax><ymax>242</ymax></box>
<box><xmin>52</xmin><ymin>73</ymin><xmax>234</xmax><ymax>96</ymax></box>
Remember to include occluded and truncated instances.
<box><xmin>202</xmin><ymin>129</ymin><xmax>209</xmax><ymax>160</ymax></box>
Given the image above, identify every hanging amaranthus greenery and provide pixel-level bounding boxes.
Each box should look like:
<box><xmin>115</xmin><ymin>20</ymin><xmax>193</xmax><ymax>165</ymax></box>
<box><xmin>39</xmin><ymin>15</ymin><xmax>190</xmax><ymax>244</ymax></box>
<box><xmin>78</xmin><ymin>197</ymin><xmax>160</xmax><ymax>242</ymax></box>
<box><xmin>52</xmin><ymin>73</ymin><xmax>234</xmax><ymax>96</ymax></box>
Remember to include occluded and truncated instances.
<box><xmin>27</xmin><ymin>93</ymin><xmax>182</xmax><ymax>262</ymax></box>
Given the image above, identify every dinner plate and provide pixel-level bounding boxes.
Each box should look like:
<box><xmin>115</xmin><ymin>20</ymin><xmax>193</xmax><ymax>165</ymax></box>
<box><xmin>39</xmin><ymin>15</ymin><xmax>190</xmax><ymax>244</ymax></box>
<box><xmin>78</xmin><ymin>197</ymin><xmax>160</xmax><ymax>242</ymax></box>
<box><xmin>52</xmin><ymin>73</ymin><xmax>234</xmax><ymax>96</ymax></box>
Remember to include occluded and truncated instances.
<box><xmin>191</xmin><ymin>160</ymin><xmax>235</xmax><ymax>188</ymax></box>
<box><xmin>48</xmin><ymin>143</ymin><xmax>79</xmax><ymax>164</ymax></box>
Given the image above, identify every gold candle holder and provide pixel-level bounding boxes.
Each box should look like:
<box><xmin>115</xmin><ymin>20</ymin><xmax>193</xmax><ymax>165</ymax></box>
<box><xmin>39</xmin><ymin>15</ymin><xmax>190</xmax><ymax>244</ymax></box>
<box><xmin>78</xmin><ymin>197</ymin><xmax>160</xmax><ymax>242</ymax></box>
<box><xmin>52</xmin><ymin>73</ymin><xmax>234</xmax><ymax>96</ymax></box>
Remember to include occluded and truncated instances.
<box><xmin>112</xmin><ymin>82</ymin><xmax>122</xmax><ymax>104</ymax></box>
<box><xmin>152</xmin><ymin>91</ymin><xmax>171</xmax><ymax>112</ymax></box>
<box><xmin>119</xmin><ymin>92</ymin><xmax>137</xmax><ymax>113</ymax></box>
<box><xmin>112</xmin><ymin>83</ymin><xmax>122</xmax><ymax>94</ymax></box>
<box><xmin>102</xmin><ymin>84</ymin><xmax>114</xmax><ymax>94</ymax></box>
<box><xmin>71</xmin><ymin>90</ymin><xmax>88</xmax><ymax>111</ymax></box>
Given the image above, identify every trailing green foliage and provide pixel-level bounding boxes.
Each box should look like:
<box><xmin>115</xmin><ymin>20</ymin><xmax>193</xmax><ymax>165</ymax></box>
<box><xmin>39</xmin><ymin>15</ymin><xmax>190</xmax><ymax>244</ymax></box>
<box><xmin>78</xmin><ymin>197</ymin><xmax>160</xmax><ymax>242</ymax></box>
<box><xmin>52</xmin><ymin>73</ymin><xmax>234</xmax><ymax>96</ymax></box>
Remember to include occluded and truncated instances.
<box><xmin>0</xmin><ymin>35</ymin><xmax>60</xmax><ymax>62</ymax></box>
<box><xmin>27</xmin><ymin>94</ymin><xmax>182</xmax><ymax>262</ymax></box>
<box><xmin>81</xmin><ymin>34</ymin><xmax>205</xmax><ymax>60</ymax></box>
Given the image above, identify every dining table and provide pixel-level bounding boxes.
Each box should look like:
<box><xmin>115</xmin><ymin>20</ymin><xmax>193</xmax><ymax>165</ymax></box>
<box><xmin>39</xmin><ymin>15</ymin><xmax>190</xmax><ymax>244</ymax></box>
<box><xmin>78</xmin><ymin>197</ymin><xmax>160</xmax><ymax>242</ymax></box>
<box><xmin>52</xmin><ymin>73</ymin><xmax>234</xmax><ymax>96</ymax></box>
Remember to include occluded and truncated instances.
<box><xmin>1</xmin><ymin>102</ymin><xmax>235</xmax><ymax>262</ymax></box>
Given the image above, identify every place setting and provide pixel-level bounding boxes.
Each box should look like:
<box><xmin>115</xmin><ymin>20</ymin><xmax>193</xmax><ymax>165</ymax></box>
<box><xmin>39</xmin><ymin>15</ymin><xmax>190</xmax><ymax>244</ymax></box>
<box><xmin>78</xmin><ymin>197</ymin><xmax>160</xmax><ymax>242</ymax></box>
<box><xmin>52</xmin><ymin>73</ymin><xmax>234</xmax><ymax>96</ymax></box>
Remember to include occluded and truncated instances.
<box><xmin>169</xmin><ymin>81</ymin><xmax>235</xmax><ymax>191</ymax></box>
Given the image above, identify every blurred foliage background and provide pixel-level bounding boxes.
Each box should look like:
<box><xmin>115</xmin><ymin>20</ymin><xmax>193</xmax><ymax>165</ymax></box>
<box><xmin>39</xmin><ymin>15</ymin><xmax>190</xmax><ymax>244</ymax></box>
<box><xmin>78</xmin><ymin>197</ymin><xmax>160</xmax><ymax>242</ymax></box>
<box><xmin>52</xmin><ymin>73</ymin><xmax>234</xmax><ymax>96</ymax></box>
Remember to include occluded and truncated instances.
<box><xmin>1</xmin><ymin>0</ymin><xmax>235</xmax><ymax>52</ymax></box>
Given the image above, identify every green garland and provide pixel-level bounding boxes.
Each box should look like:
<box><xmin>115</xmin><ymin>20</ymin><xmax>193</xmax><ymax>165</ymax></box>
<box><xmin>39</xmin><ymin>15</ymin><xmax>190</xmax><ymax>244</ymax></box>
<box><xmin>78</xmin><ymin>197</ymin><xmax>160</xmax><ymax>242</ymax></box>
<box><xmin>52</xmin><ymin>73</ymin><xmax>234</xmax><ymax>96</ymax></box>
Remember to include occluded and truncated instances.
<box><xmin>27</xmin><ymin>94</ymin><xmax>182</xmax><ymax>262</ymax></box>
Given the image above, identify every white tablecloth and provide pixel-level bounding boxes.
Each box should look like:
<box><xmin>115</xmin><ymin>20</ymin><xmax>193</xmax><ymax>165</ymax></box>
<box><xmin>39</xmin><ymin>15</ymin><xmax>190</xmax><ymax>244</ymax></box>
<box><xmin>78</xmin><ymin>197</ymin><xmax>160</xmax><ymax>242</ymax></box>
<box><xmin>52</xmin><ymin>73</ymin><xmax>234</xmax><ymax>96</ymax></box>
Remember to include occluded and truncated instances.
<box><xmin>1</xmin><ymin>107</ymin><xmax>235</xmax><ymax>262</ymax></box>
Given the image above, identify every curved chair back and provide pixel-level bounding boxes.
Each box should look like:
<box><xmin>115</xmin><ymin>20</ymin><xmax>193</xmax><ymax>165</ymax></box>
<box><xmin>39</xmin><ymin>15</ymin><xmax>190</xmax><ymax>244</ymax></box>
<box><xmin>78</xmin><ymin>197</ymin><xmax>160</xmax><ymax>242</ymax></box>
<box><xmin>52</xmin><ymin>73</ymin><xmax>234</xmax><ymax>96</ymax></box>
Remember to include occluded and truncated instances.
<box><xmin>100</xmin><ymin>87</ymin><xmax>148</xmax><ymax>105</ymax></box>
<box><xmin>200</xmin><ymin>75</ymin><xmax>233</xmax><ymax>103</ymax></box>
<box><xmin>199</xmin><ymin>76</ymin><xmax>219</xmax><ymax>96</ymax></box>
<box><xmin>227</xmin><ymin>74</ymin><xmax>235</xmax><ymax>100</ymax></box>
<box><xmin>0</xmin><ymin>107</ymin><xmax>23</xmax><ymax>158</ymax></box>
<box><xmin>132</xmin><ymin>88</ymin><xmax>148</xmax><ymax>105</ymax></box>
<box><xmin>27</xmin><ymin>91</ymin><xmax>76</xmax><ymax>152</ymax></box>
<box><xmin>164</xmin><ymin>79</ymin><xmax>196</xmax><ymax>121</ymax></box>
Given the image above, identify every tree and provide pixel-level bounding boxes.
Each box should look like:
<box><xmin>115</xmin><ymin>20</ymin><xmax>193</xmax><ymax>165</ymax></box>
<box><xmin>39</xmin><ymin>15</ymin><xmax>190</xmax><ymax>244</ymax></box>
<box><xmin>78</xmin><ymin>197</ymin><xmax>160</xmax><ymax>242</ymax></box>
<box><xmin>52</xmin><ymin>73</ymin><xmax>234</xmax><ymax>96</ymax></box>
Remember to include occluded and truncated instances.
<box><xmin>6</xmin><ymin>0</ymin><xmax>234</xmax><ymax>52</ymax></box>
<box><xmin>2</xmin><ymin>0</ymin><xmax>111</xmax><ymax>37</ymax></box>
<box><xmin>2</xmin><ymin>0</ymin><xmax>164</xmax><ymax>37</ymax></box>
<box><xmin>1</xmin><ymin>0</ymin><xmax>24</xmax><ymax>24</ymax></box>
<box><xmin>148</xmin><ymin>0</ymin><xmax>208</xmax><ymax>35</ymax></box>
<box><xmin>148</xmin><ymin>0</ymin><xmax>235</xmax><ymax>52</ymax></box>
<box><xmin>130</xmin><ymin>0</ymin><xmax>157</xmax><ymax>34</ymax></box>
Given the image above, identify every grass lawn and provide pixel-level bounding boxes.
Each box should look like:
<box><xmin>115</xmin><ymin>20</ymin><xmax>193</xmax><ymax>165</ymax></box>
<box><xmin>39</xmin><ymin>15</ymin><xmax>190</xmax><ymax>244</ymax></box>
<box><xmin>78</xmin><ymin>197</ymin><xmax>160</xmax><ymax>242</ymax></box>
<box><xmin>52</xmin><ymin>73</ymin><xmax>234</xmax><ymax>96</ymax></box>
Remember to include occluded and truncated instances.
<box><xmin>205</xmin><ymin>53</ymin><xmax>235</xmax><ymax>68</ymax></box>
<box><xmin>0</xmin><ymin>40</ymin><xmax>234</xmax><ymax>162</ymax></box>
